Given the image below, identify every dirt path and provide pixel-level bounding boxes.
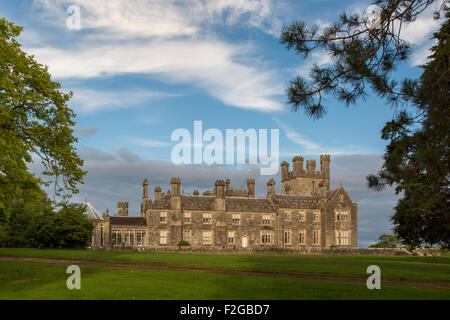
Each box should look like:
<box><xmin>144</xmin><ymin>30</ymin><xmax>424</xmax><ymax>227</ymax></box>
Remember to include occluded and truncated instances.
<box><xmin>1</xmin><ymin>256</ymin><xmax>449</xmax><ymax>289</ymax></box>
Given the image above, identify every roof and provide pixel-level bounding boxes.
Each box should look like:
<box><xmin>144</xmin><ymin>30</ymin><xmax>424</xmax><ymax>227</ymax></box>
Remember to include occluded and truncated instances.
<box><xmin>225</xmin><ymin>198</ymin><xmax>275</xmax><ymax>212</ymax></box>
<box><xmin>271</xmin><ymin>194</ymin><xmax>319</xmax><ymax>209</ymax></box>
<box><xmin>110</xmin><ymin>216</ymin><xmax>147</xmax><ymax>226</ymax></box>
<box><xmin>82</xmin><ymin>201</ymin><xmax>103</xmax><ymax>221</ymax></box>
<box><xmin>181</xmin><ymin>195</ymin><xmax>215</xmax><ymax>210</ymax></box>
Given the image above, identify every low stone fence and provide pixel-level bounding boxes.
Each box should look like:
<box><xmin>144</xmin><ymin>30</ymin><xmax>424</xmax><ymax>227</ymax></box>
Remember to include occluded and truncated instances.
<box><xmin>92</xmin><ymin>245</ymin><xmax>414</xmax><ymax>256</ymax></box>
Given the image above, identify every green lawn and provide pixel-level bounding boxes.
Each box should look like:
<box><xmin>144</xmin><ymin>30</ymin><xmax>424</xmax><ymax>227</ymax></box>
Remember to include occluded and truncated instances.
<box><xmin>0</xmin><ymin>248</ymin><xmax>449</xmax><ymax>283</ymax></box>
<box><xmin>0</xmin><ymin>261</ymin><xmax>449</xmax><ymax>300</ymax></box>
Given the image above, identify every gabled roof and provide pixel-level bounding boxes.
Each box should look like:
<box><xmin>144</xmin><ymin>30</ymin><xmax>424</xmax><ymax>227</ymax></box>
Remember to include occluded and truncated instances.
<box><xmin>82</xmin><ymin>201</ymin><xmax>103</xmax><ymax>221</ymax></box>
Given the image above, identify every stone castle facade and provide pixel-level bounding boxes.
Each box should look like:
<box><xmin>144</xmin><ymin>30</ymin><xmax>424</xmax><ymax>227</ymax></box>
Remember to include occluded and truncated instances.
<box><xmin>88</xmin><ymin>155</ymin><xmax>358</xmax><ymax>250</ymax></box>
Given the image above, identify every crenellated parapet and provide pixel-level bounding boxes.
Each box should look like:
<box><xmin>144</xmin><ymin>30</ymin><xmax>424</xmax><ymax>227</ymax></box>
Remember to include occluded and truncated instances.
<box><xmin>281</xmin><ymin>154</ymin><xmax>331</xmax><ymax>196</ymax></box>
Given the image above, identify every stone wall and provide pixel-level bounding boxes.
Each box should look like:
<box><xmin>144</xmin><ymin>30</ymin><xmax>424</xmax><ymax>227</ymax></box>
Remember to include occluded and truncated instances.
<box><xmin>92</xmin><ymin>246</ymin><xmax>413</xmax><ymax>256</ymax></box>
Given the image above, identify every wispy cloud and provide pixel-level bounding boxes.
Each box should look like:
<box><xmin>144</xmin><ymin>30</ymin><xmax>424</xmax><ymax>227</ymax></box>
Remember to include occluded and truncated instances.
<box><xmin>28</xmin><ymin>0</ymin><xmax>284</xmax><ymax>112</ymax></box>
<box><xmin>126</xmin><ymin>137</ymin><xmax>173</xmax><ymax>148</ymax></box>
<box><xmin>73</xmin><ymin>126</ymin><xmax>99</xmax><ymax>137</ymax></box>
<box><xmin>274</xmin><ymin>117</ymin><xmax>375</xmax><ymax>155</ymax></box>
<box><xmin>68</xmin><ymin>88</ymin><xmax>178</xmax><ymax>113</ymax></box>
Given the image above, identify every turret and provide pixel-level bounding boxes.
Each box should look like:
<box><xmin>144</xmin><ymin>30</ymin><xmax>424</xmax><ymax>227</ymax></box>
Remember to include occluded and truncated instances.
<box><xmin>306</xmin><ymin>160</ymin><xmax>316</xmax><ymax>173</ymax></box>
<box><xmin>320</xmin><ymin>154</ymin><xmax>330</xmax><ymax>178</ymax></box>
<box><xmin>225</xmin><ymin>179</ymin><xmax>231</xmax><ymax>195</ymax></box>
<box><xmin>247</xmin><ymin>178</ymin><xmax>255</xmax><ymax>198</ymax></box>
<box><xmin>292</xmin><ymin>156</ymin><xmax>304</xmax><ymax>177</ymax></box>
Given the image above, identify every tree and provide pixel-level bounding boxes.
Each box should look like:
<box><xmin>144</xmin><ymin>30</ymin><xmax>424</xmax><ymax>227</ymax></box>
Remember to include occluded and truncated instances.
<box><xmin>281</xmin><ymin>1</ymin><xmax>449</xmax><ymax>247</ymax></box>
<box><xmin>0</xmin><ymin>18</ymin><xmax>86</xmax><ymax>222</ymax></box>
<box><xmin>369</xmin><ymin>234</ymin><xmax>403</xmax><ymax>248</ymax></box>
<box><xmin>368</xmin><ymin>20</ymin><xmax>449</xmax><ymax>247</ymax></box>
<box><xmin>280</xmin><ymin>0</ymin><xmax>447</xmax><ymax>118</ymax></box>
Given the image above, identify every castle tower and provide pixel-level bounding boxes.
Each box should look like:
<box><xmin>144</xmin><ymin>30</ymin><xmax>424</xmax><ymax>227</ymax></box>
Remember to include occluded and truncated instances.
<box><xmin>281</xmin><ymin>154</ymin><xmax>331</xmax><ymax>196</ymax></box>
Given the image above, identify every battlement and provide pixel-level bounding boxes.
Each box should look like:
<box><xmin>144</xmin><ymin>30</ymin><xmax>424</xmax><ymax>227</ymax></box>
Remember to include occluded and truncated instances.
<box><xmin>281</xmin><ymin>154</ymin><xmax>331</xmax><ymax>196</ymax></box>
<box><xmin>281</xmin><ymin>154</ymin><xmax>330</xmax><ymax>182</ymax></box>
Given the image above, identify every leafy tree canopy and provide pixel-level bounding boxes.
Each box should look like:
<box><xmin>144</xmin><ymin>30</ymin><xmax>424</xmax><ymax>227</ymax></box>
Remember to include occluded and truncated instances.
<box><xmin>0</xmin><ymin>18</ymin><xmax>86</xmax><ymax>221</ymax></box>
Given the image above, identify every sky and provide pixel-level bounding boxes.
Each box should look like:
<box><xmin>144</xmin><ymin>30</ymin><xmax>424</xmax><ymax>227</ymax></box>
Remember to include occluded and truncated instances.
<box><xmin>0</xmin><ymin>0</ymin><xmax>443</xmax><ymax>247</ymax></box>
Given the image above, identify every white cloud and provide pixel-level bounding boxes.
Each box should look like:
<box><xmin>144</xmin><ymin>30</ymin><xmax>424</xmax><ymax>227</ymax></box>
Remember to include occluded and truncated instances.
<box><xmin>127</xmin><ymin>137</ymin><xmax>172</xmax><ymax>148</ymax></box>
<box><xmin>274</xmin><ymin>117</ymin><xmax>375</xmax><ymax>155</ymax></box>
<box><xmin>67</xmin><ymin>88</ymin><xmax>177</xmax><ymax>113</ymax></box>
<box><xmin>28</xmin><ymin>40</ymin><xmax>283</xmax><ymax>112</ymax></box>
<box><xmin>27</xmin><ymin>0</ymin><xmax>285</xmax><ymax>112</ymax></box>
<box><xmin>33</xmin><ymin>0</ymin><xmax>281</xmax><ymax>38</ymax></box>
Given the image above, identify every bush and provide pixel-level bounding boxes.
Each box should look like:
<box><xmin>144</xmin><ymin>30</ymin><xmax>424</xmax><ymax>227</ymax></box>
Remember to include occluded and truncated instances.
<box><xmin>177</xmin><ymin>240</ymin><xmax>191</xmax><ymax>248</ymax></box>
<box><xmin>1</xmin><ymin>201</ymin><xmax>93</xmax><ymax>249</ymax></box>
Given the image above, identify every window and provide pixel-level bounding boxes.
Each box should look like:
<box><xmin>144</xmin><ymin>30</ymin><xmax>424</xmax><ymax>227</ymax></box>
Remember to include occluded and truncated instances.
<box><xmin>313</xmin><ymin>211</ymin><xmax>320</xmax><ymax>222</ymax></box>
<box><xmin>160</xmin><ymin>212</ymin><xmax>167</xmax><ymax>223</ymax></box>
<box><xmin>112</xmin><ymin>230</ymin><xmax>122</xmax><ymax>245</ymax></box>
<box><xmin>284</xmin><ymin>210</ymin><xmax>291</xmax><ymax>221</ymax></box>
<box><xmin>203</xmin><ymin>231</ymin><xmax>213</xmax><ymax>245</ymax></box>
<box><xmin>184</xmin><ymin>212</ymin><xmax>191</xmax><ymax>224</ymax></box>
<box><xmin>261</xmin><ymin>231</ymin><xmax>271</xmax><ymax>244</ymax></box>
<box><xmin>232</xmin><ymin>214</ymin><xmax>240</xmax><ymax>225</ymax></box>
<box><xmin>336</xmin><ymin>230</ymin><xmax>350</xmax><ymax>245</ymax></box>
<box><xmin>299</xmin><ymin>230</ymin><xmax>306</xmax><ymax>245</ymax></box>
<box><xmin>160</xmin><ymin>230</ymin><xmax>168</xmax><ymax>244</ymax></box>
<box><xmin>262</xmin><ymin>215</ymin><xmax>271</xmax><ymax>225</ymax></box>
<box><xmin>313</xmin><ymin>230</ymin><xmax>320</xmax><ymax>245</ymax></box>
<box><xmin>228</xmin><ymin>231</ymin><xmax>235</xmax><ymax>244</ymax></box>
<box><xmin>336</xmin><ymin>210</ymin><xmax>349</xmax><ymax>221</ymax></box>
<box><xmin>203</xmin><ymin>213</ymin><xmax>212</xmax><ymax>224</ymax></box>
<box><xmin>284</xmin><ymin>230</ymin><xmax>291</xmax><ymax>245</ymax></box>
<box><xmin>299</xmin><ymin>211</ymin><xmax>305</xmax><ymax>221</ymax></box>
<box><xmin>183</xmin><ymin>230</ymin><xmax>192</xmax><ymax>242</ymax></box>
<box><xmin>125</xmin><ymin>230</ymin><xmax>134</xmax><ymax>246</ymax></box>
<box><xmin>136</xmin><ymin>230</ymin><xmax>146</xmax><ymax>246</ymax></box>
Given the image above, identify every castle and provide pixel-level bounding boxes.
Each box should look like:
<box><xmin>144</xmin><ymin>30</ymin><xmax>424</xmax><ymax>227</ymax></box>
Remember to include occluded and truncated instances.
<box><xmin>87</xmin><ymin>155</ymin><xmax>358</xmax><ymax>250</ymax></box>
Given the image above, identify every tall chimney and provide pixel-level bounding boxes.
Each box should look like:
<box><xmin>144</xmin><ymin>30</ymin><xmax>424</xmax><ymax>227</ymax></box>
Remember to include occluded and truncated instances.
<box><xmin>154</xmin><ymin>186</ymin><xmax>162</xmax><ymax>201</ymax></box>
<box><xmin>142</xmin><ymin>178</ymin><xmax>149</xmax><ymax>199</ymax></box>
<box><xmin>170</xmin><ymin>178</ymin><xmax>181</xmax><ymax>196</ymax></box>
<box><xmin>215</xmin><ymin>180</ymin><xmax>225</xmax><ymax>198</ymax></box>
<box><xmin>266</xmin><ymin>179</ymin><xmax>275</xmax><ymax>197</ymax></box>
<box><xmin>247</xmin><ymin>178</ymin><xmax>255</xmax><ymax>198</ymax></box>
<box><xmin>281</xmin><ymin>161</ymin><xmax>289</xmax><ymax>181</ymax></box>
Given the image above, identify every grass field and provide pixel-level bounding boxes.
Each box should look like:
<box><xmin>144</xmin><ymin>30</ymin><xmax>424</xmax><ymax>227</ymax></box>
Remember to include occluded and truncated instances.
<box><xmin>0</xmin><ymin>248</ymin><xmax>449</xmax><ymax>299</ymax></box>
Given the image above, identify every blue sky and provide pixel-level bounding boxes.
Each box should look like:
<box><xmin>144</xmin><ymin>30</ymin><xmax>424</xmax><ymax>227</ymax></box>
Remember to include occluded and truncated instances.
<box><xmin>0</xmin><ymin>0</ymin><xmax>442</xmax><ymax>246</ymax></box>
